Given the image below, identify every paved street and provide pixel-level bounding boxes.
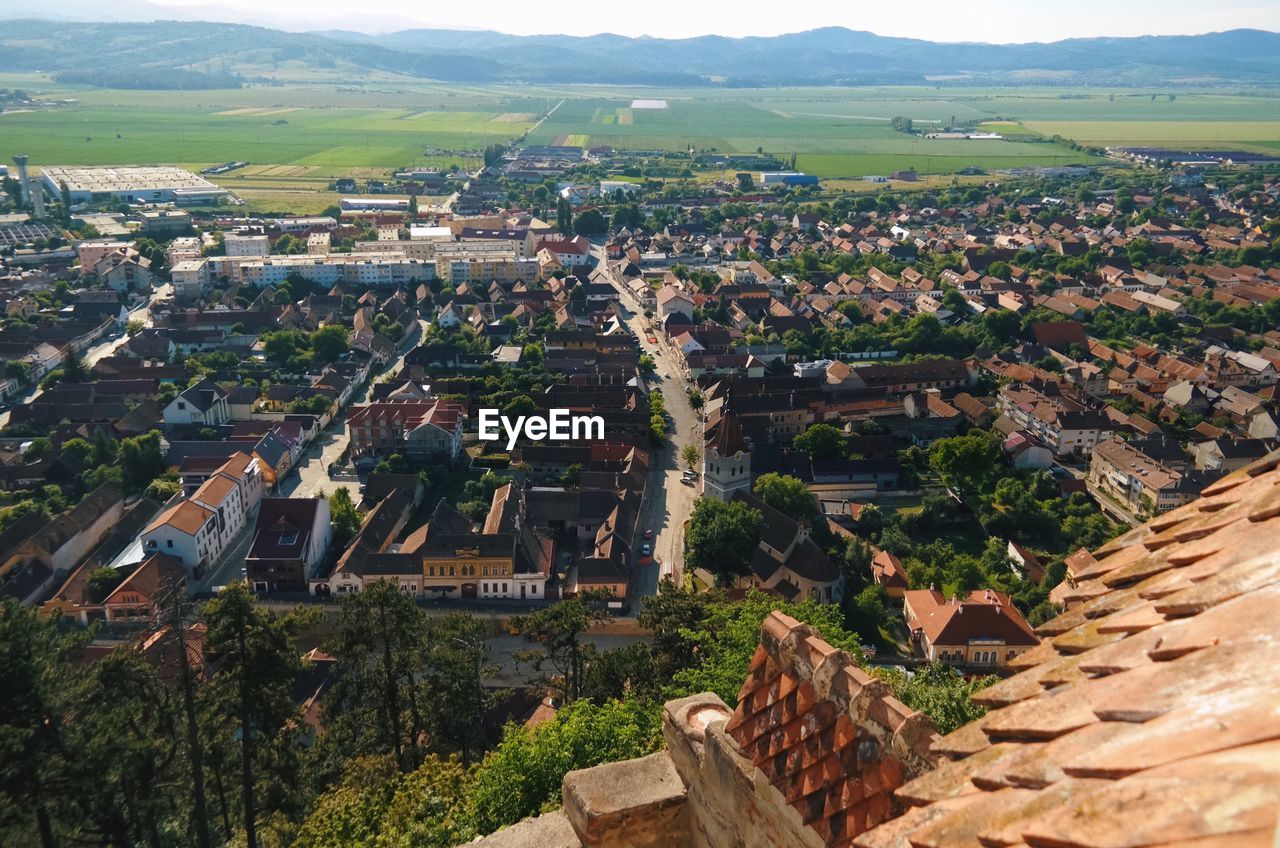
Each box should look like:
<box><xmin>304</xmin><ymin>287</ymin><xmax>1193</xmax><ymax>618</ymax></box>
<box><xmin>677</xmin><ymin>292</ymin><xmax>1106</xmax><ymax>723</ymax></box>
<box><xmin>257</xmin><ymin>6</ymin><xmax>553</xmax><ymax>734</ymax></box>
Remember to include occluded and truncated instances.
<box><xmin>596</xmin><ymin>257</ymin><xmax>701</xmax><ymax>598</ymax></box>
<box><xmin>278</xmin><ymin>319</ymin><xmax>427</xmax><ymax>502</ymax></box>
<box><xmin>194</xmin><ymin>506</ymin><xmax>261</xmax><ymax>592</ymax></box>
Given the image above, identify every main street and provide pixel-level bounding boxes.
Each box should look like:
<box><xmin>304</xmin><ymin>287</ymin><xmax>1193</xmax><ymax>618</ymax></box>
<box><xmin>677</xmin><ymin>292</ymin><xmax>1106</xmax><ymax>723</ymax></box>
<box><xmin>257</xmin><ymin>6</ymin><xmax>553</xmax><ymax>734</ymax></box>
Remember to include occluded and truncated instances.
<box><xmin>593</xmin><ymin>248</ymin><xmax>701</xmax><ymax>599</ymax></box>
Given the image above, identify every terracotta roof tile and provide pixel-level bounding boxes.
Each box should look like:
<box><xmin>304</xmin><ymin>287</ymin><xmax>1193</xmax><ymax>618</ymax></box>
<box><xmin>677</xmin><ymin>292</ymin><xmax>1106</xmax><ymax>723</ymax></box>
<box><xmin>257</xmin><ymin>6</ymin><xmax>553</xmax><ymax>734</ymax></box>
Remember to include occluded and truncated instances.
<box><xmin>725</xmin><ymin>612</ymin><xmax>938</xmax><ymax>845</ymax></box>
<box><xmin>708</xmin><ymin>451</ymin><xmax>1280</xmax><ymax>848</ymax></box>
<box><xmin>1019</xmin><ymin>741</ymin><xmax>1280</xmax><ymax>848</ymax></box>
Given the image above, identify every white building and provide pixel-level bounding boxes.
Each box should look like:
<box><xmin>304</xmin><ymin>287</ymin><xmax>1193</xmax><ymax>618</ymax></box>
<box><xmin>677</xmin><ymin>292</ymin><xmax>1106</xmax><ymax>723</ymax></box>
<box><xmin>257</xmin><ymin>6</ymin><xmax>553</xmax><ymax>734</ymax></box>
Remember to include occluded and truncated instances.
<box><xmin>42</xmin><ymin>165</ymin><xmax>227</xmax><ymax>206</ymax></box>
<box><xmin>223</xmin><ymin>234</ymin><xmax>271</xmax><ymax>258</ymax></box>
<box><xmin>235</xmin><ymin>253</ymin><xmax>435</xmax><ymax>288</ymax></box>
<box><xmin>702</xmin><ymin>403</ymin><xmax>752</xmax><ymax>501</ymax></box>
<box><xmin>141</xmin><ymin>453</ymin><xmax>262</xmax><ymax>580</ymax></box>
<box><xmin>163</xmin><ymin>379</ymin><xmax>231</xmax><ymax>428</ymax></box>
<box><xmin>171</xmin><ymin>259</ymin><xmax>211</xmax><ymax>304</ymax></box>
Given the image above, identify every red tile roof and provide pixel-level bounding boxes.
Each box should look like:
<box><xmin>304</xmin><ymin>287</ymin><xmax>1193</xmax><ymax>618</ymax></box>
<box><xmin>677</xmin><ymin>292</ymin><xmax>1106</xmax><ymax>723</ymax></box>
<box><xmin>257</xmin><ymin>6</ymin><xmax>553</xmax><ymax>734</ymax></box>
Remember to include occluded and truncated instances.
<box><xmin>724</xmin><ymin>613</ymin><xmax>939</xmax><ymax>847</ymax></box>
<box><xmin>855</xmin><ymin>448</ymin><xmax>1280</xmax><ymax>848</ymax></box>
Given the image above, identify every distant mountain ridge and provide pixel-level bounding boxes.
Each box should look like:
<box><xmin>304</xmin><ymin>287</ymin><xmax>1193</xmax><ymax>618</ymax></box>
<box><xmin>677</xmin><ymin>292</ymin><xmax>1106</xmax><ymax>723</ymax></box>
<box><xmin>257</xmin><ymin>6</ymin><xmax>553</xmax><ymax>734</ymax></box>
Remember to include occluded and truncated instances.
<box><xmin>1</xmin><ymin>19</ymin><xmax>1277</xmax><ymax>86</ymax></box>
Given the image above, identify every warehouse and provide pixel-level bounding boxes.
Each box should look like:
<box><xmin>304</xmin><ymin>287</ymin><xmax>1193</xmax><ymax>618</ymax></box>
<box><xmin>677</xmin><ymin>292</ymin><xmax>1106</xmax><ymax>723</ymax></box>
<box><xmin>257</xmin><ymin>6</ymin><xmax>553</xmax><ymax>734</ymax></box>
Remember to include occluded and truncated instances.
<box><xmin>40</xmin><ymin>165</ymin><xmax>227</xmax><ymax>206</ymax></box>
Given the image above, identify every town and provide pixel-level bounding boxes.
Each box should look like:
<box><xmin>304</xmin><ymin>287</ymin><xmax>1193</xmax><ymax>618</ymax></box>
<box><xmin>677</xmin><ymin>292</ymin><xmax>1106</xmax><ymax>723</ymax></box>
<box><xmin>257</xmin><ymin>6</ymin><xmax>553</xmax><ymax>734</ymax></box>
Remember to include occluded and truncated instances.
<box><xmin>1</xmin><ymin>60</ymin><xmax>1278</xmax><ymax>848</ymax></box>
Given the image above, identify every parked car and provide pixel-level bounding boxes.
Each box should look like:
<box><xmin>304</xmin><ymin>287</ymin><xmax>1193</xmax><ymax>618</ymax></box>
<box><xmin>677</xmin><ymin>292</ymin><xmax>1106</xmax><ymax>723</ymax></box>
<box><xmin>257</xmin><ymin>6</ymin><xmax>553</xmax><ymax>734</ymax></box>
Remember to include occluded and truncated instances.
<box><xmin>641</xmin><ymin>543</ymin><xmax>652</xmax><ymax>556</ymax></box>
<box><xmin>643</xmin><ymin>529</ymin><xmax>654</xmax><ymax>539</ymax></box>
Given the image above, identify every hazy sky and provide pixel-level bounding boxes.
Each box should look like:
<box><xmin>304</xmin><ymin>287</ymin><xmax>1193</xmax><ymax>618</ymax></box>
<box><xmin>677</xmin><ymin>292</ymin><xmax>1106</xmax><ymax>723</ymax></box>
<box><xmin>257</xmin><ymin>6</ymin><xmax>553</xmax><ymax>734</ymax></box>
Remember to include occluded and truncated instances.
<box><xmin>145</xmin><ymin>0</ymin><xmax>1280</xmax><ymax>38</ymax></box>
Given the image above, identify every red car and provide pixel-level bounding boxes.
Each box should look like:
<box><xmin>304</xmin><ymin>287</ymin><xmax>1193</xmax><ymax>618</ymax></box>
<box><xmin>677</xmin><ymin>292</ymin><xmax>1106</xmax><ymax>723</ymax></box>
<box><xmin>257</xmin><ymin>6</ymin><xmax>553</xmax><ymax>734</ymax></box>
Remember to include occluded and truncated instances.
<box><xmin>643</xmin><ymin>529</ymin><xmax>655</xmax><ymax>540</ymax></box>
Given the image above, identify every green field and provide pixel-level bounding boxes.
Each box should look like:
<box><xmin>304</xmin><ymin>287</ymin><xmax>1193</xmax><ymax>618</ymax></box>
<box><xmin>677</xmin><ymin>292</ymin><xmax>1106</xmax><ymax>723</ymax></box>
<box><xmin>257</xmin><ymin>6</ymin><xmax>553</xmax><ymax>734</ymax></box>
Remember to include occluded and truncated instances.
<box><xmin>3</xmin><ymin>75</ymin><xmax>1277</xmax><ymax>212</ymax></box>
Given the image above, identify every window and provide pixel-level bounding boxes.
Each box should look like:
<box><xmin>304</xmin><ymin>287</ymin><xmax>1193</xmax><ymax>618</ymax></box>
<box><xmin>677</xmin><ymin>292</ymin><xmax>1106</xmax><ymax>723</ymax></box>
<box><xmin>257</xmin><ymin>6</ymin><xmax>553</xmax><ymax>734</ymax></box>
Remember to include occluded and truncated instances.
<box><xmin>502</xmin><ymin>583</ymin><xmax>508</xmax><ymax>593</ymax></box>
<box><xmin>166</xmin><ymin>539</ymin><xmax>173</xmax><ymax>548</ymax></box>
<box><xmin>279</xmin><ymin>531</ymin><xmax>298</xmax><ymax>546</ymax></box>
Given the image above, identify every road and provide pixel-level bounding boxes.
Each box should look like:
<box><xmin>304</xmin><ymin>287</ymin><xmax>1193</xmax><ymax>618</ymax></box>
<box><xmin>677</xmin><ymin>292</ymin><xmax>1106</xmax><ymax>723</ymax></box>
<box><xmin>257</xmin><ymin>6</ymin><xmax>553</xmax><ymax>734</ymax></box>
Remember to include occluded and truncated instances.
<box><xmin>0</xmin><ymin>284</ymin><xmax>164</xmax><ymax>431</ymax></box>
<box><xmin>595</xmin><ymin>249</ymin><xmax>701</xmax><ymax>596</ymax></box>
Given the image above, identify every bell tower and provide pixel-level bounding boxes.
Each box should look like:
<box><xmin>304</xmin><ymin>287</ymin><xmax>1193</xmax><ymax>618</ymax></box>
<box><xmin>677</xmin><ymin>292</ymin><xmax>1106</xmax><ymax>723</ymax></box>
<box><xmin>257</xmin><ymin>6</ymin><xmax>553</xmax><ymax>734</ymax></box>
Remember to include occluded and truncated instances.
<box><xmin>702</xmin><ymin>387</ymin><xmax>751</xmax><ymax>501</ymax></box>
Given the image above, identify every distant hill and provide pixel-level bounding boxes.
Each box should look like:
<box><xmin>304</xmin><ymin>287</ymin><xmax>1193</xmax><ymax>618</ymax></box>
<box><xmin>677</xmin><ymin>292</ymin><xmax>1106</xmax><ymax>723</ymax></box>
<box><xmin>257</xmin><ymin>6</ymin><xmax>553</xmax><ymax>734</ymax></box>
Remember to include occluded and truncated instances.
<box><xmin>1</xmin><ymin>19</ymin><xmax>1277</xmax><ymax>87</ymax></box>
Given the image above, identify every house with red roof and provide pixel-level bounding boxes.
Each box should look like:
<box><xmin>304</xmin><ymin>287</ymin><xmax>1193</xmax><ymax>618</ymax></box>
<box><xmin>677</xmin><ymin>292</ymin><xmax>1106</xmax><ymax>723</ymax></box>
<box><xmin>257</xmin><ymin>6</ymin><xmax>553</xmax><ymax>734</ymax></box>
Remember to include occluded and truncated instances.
<box><xmin>903</xmin><ymin>587</ymin><xmax>1040</xmax><ymax>667</ymax></box>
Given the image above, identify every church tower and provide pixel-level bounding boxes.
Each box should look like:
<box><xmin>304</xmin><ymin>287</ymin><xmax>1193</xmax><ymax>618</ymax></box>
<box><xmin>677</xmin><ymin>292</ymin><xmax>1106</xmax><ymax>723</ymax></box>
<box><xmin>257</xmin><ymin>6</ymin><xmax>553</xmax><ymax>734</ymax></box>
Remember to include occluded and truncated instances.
<box><xmin>701</xmin><ymin>388</ymin><xmax>752</xmax><ymax>501</ymax></box>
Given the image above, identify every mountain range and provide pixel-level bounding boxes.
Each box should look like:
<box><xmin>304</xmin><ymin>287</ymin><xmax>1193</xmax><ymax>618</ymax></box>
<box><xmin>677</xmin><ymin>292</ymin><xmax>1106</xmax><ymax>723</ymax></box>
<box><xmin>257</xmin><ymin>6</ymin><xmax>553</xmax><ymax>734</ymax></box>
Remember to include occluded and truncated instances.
<box><xmin>1</xmin><ymin>17</ymin><xmax>1278</xmax><ymax>87</ymax></box>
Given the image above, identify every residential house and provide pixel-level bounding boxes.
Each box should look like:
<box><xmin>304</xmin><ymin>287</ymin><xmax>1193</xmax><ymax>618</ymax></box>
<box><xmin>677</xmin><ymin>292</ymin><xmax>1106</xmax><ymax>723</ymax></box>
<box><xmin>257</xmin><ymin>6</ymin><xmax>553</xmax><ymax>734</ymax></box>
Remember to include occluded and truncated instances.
<box><xmin>163</xmin><ymin>378</ymin><xmax>231</xmax><ymax>428</ymax></box>
<box><xmin>1088</xmin><ymin>436</ymin><xmax>1219</xmax><ymax>518</ymax></box>
<box><xmin>903</xmin><ymin>588</ymin><xmax>1040</xmax><ymax>666</ymax></box>
<box><xmin>43</xmin><ymin>552</ymin><xmax>186</xmax><ymax>625</ymax></box>
<box><xmin>346</xmin><ymin>399</ymin><xmax>466</xmax><ymax>463</ymax></box>
<box><xmin>246</xmin><ymin>497</ymin><xmax>333</xmax><ymax>593</ymax></box>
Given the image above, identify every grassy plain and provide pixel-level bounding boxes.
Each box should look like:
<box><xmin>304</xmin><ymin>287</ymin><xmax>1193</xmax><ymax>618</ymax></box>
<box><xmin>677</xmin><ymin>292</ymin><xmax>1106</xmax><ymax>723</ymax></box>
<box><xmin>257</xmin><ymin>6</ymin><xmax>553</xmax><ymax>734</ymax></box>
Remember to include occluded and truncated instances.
<box><xmin>2</xmin><ymin>74</ymin><xmax>1276</xmax><ymax>212</ymax></box>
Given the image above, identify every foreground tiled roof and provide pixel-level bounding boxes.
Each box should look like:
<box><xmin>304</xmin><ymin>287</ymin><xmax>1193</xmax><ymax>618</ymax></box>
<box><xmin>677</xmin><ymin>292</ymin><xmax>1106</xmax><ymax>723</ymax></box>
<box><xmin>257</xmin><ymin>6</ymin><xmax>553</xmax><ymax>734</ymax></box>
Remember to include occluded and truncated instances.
<box><xmin>856</xmin><ymin>449</ymin><xmax>1280</xmax><ymax>848</ymax></box>
<box><xmin>724</xmin><ymin>612</ymin><xmax>940</xmax><ymax>847</ymax></box>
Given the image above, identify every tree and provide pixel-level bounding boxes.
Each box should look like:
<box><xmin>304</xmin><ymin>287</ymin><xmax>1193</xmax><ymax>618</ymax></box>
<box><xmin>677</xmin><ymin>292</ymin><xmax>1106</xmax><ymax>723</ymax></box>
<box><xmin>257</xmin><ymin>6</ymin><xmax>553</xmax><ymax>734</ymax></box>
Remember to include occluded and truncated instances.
<box><xmin>847</xmin><ymin>584</ymin><xmax>890</xmax><ymax>643</ymax></box>
<box><xmin>883</xmin><ymin>662</ymin><xmax>994</xmax><ymax>735</ymax></box>
<box><xmin>203</xmin><ymin>584</ymin><xmax>309</xmax><ymax>848</ymax></box>
<box><xmin>509</xmin><ymin>594</ymin><xmax>609</xmax><ymax>704</ymax></box>
<box><xmin>890</xmin><ymin>115</ymin><xmax>914</xmax><ymax>134</ymax></box>
<box><xmin>752</xmin><ymin>472</ymin><xmax>818</xmax><ymax>521</ymax></box>
<box><xmin>294</xmin><ymin>754</ymin><xmax>474</xmax><ymax>848</ymax></box>
<box><xmin>980</xmin><ymin>309</ymin><xmax>1022</xmax><ymax>347</ymax></box>
<box><xmin>466</xmin><ymin>698</ymin><xmax>661</xmax><ymax>836</ymax></box>
<box><xmin>261</xmin><ymin>329</ymin><xmax>305</xmax><ymax>363</ymax></box>
<box><xmin>555</xmin><ymin>196</ymin><xmax>572</xmax><ymax>234</ymax></box>
<box><xmin>310</xmin><ymin>325</ymin><xmax>349</xmax><ymax>362</ymax></box>
<box><xmin>855</xmin><ymin>503</ymin><xmax>883</xmax><ymax>537</ymax></box>
<box><xmin>329</xmin><ymin>488</ymin><xmax>362</xmax><ymax>549</ymax></box>
<box><xmin>145</xmin><ymin>478</ymin><xmax>182</xmax><ymax>500</ymax></box>
<box><xmin>638</xmin><ymin>354</ymin><xmax>656</xmax><ymax>374</ymax></box>
<box><xmin>684</xmin><ymin>499</ymin><xmax>762</xmax><ymax>584</ymax></box>
<box><xmin>151</xmin><ymin>576</ymin><xmax>215</xmax><ymax>848</ymax></box>
<box><xmin>423</xmin><ymin>613</ymin><xmax>500</xmax><ymax>766</ymax></box>
<box><xmin>327</xmin><ymin>581</ymin><xmax>430</xmax><ymax>770</ymax></box>
<box><xmin>681</xmin><ymin>443</ymin><xmax>700</xmax><ymax>470</ymax></box>
<box><xmin>573</xmin><ymin>209</ymin><xmax>607</xmax><ymax>236</ymax></box>
<box><xmin>0</xmin><ymin>598</ymin><xmax>86</xmax><ymax>847</ymax></box>
<box><xmin>793</xmin><ymin>423</ymin><xmax>846</xmax><ymax>461</ymax></box>
<box><xmin>119</xmin><ymin>431</ymin><xmax>165</xmax><ymax>493</ymax></box>
<box><xmin>736</xmin><ymin>172</ymin><xmax>754</xmax><ymax>191</ymax></box>
<box><xmin>929</xmin><ymin>431</ymin><xmax>1003</xmax><ymax>493</ymax></box>
<box><xmin>85</xmin><ymin>566</ymin><xmax>125</xmax><ymax>603</ymax></box>
<box><xmin>61</xmin><ymin>348</ymin><xmax>85</xmax><ymax>383</ymax></box>
<box><xmin>65</xmin><ymin>650</ymin><xmax>181</xmax><ymax>846</ymax></box>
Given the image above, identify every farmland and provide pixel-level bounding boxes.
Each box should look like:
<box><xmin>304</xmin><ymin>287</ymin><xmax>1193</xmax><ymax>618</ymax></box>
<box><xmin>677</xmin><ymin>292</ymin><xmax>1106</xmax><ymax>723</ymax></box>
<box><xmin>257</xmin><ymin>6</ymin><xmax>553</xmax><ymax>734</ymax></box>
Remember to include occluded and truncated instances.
<box><xmin>2</xmin><ymin>75</ymin><xmax>1277</xmax><ymax>211</ymax></box>
<box><xmin>522</xmin><ymin>87</ymin><xmax>1280</xmax><ymax>177</ymax></box>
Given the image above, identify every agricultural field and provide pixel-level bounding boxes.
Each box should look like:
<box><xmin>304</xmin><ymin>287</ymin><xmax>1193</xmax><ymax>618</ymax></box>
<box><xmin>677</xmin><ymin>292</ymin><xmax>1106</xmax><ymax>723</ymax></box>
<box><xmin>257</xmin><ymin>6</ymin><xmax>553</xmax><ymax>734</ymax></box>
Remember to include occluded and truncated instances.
<box><xmin>524</xmin><ymin>87</ymin><xmax>1280</xmax><ymax>177</ymax></box>
<box><xmin>0</xmin><ymin>76</ymin><xmax>545</xmax><ymax>212</ymax></box>
<box><xmin>3</xmin><ymin>75</ymin><xmax>1277</xmax><ymax>210</ymax></box>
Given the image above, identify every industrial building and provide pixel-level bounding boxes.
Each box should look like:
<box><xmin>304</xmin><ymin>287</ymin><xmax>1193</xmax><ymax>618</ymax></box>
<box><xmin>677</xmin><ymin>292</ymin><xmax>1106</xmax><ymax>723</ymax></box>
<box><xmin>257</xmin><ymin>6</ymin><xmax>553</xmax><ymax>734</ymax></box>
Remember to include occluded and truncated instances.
<box><xmin>40</xmin><ymin>165</ymin><xmax>228</xmax><ymax>206</ymax></box>
<box><xmin>758</xmin><ymin>171</ymin><xmax>820</xmax><ymax>187</ymax></box>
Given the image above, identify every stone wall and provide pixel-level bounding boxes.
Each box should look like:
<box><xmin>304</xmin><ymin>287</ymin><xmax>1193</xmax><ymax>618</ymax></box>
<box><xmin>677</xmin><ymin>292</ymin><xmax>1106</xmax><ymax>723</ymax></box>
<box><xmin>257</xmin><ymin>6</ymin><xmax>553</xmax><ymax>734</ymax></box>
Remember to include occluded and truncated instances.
<box><xmin>466</xmin><ymin>612</ymin><xmax>939</xmax><ymax>848</ymax></box>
